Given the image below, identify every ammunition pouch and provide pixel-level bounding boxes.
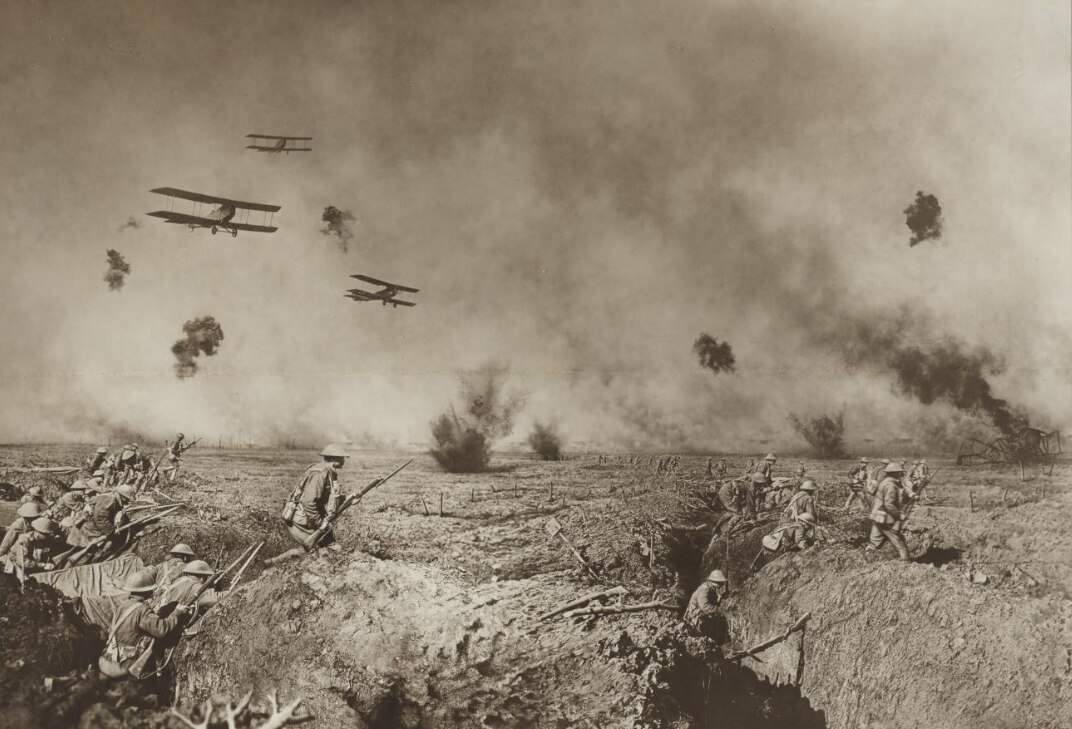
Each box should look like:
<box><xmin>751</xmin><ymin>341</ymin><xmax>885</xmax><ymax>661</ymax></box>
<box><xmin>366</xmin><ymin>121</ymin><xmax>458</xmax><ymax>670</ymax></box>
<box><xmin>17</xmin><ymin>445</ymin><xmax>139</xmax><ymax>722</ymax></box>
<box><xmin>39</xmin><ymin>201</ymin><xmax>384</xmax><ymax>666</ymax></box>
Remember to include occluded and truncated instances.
<box><xmin>281</xmin><ymin>499</ymin><xmax>298</xmax><ymax>525</ymax></box>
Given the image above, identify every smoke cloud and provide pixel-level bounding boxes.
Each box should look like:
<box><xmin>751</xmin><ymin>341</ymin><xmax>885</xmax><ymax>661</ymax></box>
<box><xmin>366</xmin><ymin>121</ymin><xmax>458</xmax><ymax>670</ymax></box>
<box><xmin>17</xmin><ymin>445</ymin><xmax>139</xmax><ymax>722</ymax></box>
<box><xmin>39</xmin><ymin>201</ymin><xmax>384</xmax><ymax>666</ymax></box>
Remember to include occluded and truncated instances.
<box><xmin>171</xmin><ymin>317</ymin><xmax>225</xmax><ymax>380</ymax></box>
<box><xmin>117</xmin><ymin>216</ymin><xmax>142</xmax><ymax>233</ymax></box>
<box><xmin>429</xmin><ymin>364</ymin><xmax>525</xmax><ymax>472</ymax></box>
<box><xmin>528</xmin><ymin>420</ymin><xmax>563</xmax><ymax>460</ymax></box>
<box><xmin>320</xmin><ymin>206</ymin><xmax>355</xmax><ymax>253</ymax></box>
<box><xmin>693</xmin><ymin>334</ymin><xmax>736</xmax><ymax>376</ymax></box>
<box><xmin>904</xmin><ymin>191</ymin><xmax>943</xmax><ymax>247</ymax></box>
<box><xmin>103</xmin><ymin>249</ymin><xmax>130</xmax><ymax>291</ymax></box>
<box><xmin>787</xmin><ymin>411</ymin><xmax>846</xmax><ymax>458</ymax></box>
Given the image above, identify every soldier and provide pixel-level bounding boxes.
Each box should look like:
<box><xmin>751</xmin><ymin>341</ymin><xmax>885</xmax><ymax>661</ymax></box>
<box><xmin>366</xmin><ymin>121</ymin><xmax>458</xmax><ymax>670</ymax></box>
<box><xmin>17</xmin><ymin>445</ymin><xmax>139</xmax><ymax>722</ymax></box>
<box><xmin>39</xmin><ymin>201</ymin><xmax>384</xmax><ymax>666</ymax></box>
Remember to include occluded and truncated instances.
<box><xmin>86</xmin><ymin>446</ymin><xmax>108</xmax><ymax>475</ymax></box>
<box><xmin>156</xmin><ymin>559</ymin><xmax>220</xmax><ymax>612</ymax></box>
<box><xmin>867</xmin><ymin>463</ymin><xmax>910</xmax><ymax>560</ymax></box>
<box><xmin>19</xmin><ymin>485</ymin><xmax>46</xmax><ymax>506</ymax></box>
<box><xmin>45</xmin><ymin>484</ymin><xmax>87</xmax><ymax>522</ymax></box>
<box><xmin>97</xmin><ymin>572</ymin><xmax>192</xmax><ymax>679</ymax></box>
<box><xmin>757</xmin><ymin>453</ymin><xmax>777</xmax><ymax>482</ymax></box>
<box><xmin>116</xmin><ymin>444</ymin><xmax>139</xmax><ymax>483</ymax></box>
<box><xmin>796</xmin><ymin>461</ymin><xmax>808</xmax><ymax>480</ymax></box>
<box><xmin>0</xmin><ymin>502</ymin><xmax>43</xmax><ymax>556</ymax></box>
<box><xmin>868</xmin><ymin>458</ymin><xmax>890</xmax><ymax>491</ymax></box>
<box><xmin>161</xmin><ymin>433</ymin><xmax>187</xmax><ymax>483</ymax></box>
<box><xmin>3</xmin><ymin>517</ymin><xmax>63</xmax><ymax>575</ymax></box>
<box><xmin>746</xmin><ymin>472</ymin><xmax>768</xmax><ymax>516</ymax></box>
<box><xmin>83</xmin><ymin>484</ymin><xmax>135</xmax><ymax>540</ymax></box>
<box><xmin>785</xmin><ymin>480</ymin><xmax>818</xmax><ymax>522</ymax></box>
<box><xmin>274</xmin><ymin>444</ymin><xmax>347</xmax><ymax>560</ymax></box>
<box><xmin>684</xmin><ymin>569</ymin><xmax>729</xmax><ymax>638</ymax></box>
<box><xmin>845</xmin><ymin>457</ymin><xmax>871</xmax><ymax>510</ymax></box>
<box><xmin>715</xmin><ymin>458</ymin><xmax>727</xmax><ymax>478</ymax></box>
<box><xmin>705</xmin><ymin>458</ymin><xmax>714</xmax><ymax>477</ymax></box>
<box><xmin>145</xmin><ymin>543</ymin><xmax>197</xmax><ymax>591</ymax></box>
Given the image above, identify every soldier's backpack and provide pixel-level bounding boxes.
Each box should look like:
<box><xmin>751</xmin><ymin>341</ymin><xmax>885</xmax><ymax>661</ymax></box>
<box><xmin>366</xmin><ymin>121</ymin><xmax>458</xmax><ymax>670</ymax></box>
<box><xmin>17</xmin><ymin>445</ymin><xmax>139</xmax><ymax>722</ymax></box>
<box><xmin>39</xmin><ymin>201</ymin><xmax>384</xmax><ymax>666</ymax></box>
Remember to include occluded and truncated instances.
<box><xmin>97</xmin><ymin>602</ymin><xmax>145</xmax><ymax>678</ymax></box>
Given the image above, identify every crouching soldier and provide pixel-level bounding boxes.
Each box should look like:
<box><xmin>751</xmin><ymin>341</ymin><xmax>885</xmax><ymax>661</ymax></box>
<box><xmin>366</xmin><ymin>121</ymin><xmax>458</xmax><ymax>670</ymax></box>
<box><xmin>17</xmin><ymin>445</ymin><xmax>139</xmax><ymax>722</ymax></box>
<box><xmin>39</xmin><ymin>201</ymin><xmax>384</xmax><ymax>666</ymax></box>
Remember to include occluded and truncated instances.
<box><xmin>146</xmin><ymin>543</ymin><xmax>197</xmax><ymax>592</ymax></box>
<box><xmin>46</xmin><ymin>484</ymin><xmax>87</xmax><ymax>522</ymax></box>
<box><xmin>0</xmin><ymin>502</ymin><xmax>43</xmax><ymax>557</ymax></box>
<box><xmin>751</xmin><ymin>513</ymin><xmax>817</xmax><ymax>572</ymax></box>
<box><xmin>3</xmin><ymin>518</ymin><xmax>64</xmax><ymax>577</ymax></box>
<box><xmin>784</xmin><ymin>480</ymin><xmax>818</xmax><ymax>522</ymax></box>
<box><xmin>684</xmin><ymin>569</ymin><xmax>729</xmax><ymax>640</ymax></box>
<box><xmin>867</xmin><ymin>462</ymin><xmax>910</xmax><ymax>560</ymax></box>
<box><xmin>19</xmin><ymin>486</ymin><xmax>46</xmax><ymax>507</ymax></box>
<box><xmin>99</xmin><ymin>572</ymin><xmax>192</xmax><ymax>680</ymax></box>
<box><xmin>269</xmin><ymin>444</ymin><xmax>347</xmax><ymax>564</ymax></box>
<box><xmin>156</xmin><ymin>560</ymin><xmax>220</xmax><ymax>616</ymax></box>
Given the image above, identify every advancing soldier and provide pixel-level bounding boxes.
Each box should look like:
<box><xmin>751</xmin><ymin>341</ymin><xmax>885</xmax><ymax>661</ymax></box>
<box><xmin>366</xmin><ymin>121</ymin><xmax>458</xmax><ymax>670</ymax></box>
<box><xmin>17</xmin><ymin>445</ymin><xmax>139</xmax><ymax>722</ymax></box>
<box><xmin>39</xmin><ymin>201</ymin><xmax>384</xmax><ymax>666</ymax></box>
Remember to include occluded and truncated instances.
<box><xmin>845</xmin><ymin>457</ymin><xmax>871</xmax><ymax>510</ymax></box>
<box><xmin>98</xmin><ymin>572</ymin><xmax>192</xmax><ymax>679</ymax></box>
<box><xmin>19</xmin><ymin>486</ymin><xmax>46</xmax><ymax>506</ymax></box>
<box><xmin>146</xmin><ymin>543</ymin><xmax>198</xmax><ymax>591</ymax></box>
<box><xmin>785</xmin><ymin>480</ymin><xmax>818</xmax><ymax>522</ymax></box>
<box><xmin>756</xmin><ymin>454</ymin><xmax>777</xmax><ymax>481</ymax></box>
<box><xmin>0</xmin><ymin>502</ymin><xmax>43</xmax><ymax>556</ymax></box>
<box><xmin>277</xmin><ymin>444</ymin><xmax>348</xmax><ymax>558</ymax></box>
<box><xmin>868</xmin><ymin>458</ymin><xmax>890</xmax><ymax>491</ymax></box>
<box><xmin>868</xmin><ymin>463</ymin><xmax>910</xmax><ymax>560</ymax></box>
<box><xmin>684</xmin><ymin>569</ymin><xmax>729</xmax><ymax>639</ymax></box>
<box><xmin>156</xmin><ymin>559</ymin><xmax>220</xmax><ymax>613</ymax></box>
<box><xmin>116</xmin><ymin>444</ymin><xmax>140</xmax><ymax>483</ymax></box>
<box><xmin>3</xmin><ymin>518</ymin><xmax>63</xmax><ymax>575</ymax></box>
<box><xmin>715</xmin><ymin>458</ymin><xmax>727</xmax><ymax>478</ymax></box>
<box><xmin>160</xmin><ymin>433</ymin><xmax>189</xmax><ymax>483</ymax></box>
<box><xmin>86</xmin><ymin>447</ymin><xmax>108</xmax><ymax>475</ymax></box>
<box><xmin>796</xmin><ymin>461</ymin><xmax>808</xmax><ymax>480</ymax></box>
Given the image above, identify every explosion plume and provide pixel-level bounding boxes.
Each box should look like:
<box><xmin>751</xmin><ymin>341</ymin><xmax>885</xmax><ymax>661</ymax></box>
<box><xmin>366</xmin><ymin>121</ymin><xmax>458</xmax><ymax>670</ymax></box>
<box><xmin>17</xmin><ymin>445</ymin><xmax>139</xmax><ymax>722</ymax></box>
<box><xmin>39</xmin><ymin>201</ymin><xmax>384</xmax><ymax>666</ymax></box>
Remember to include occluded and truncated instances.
<box><xmin>103</xmin><ymin>249</ymin><xmax>130</xmax><ymax>291</ymax></box>
<box><xmin>528</xmin><ymin>421</ymin><xmax>563</xmax><ymax>461</ymax></box>
<box><xmin>117</xmin><ymin>216</ymin><xmax>142</xmax><ymax>232</ymax></box>
<box><xmin>171</xmin><ymin>316</ymin><xmax>225</xmax><ymax>380</ymax></box>
<box><xmin>693</xmin><ymin>334</ymin><xmax>736</xmax><ymax>375</ymax></box>
<box><xmin>787</xmin><ymin>410</ymin><xmax>846</xmax><ymax>458</ymax></box>
<box><xmin>320</xmin><ymin>205</ymin><xmax>355</xmax><ymax>252</ymax></box>
<box><xmin>904</xmin><ymin>191</ymin><xmax>943</xmax><ymax>247</ymax></box>
<box><xmin>429</xmin><ymin>365</ymin><xmax>525</xmax><ymax>472</ymax></box>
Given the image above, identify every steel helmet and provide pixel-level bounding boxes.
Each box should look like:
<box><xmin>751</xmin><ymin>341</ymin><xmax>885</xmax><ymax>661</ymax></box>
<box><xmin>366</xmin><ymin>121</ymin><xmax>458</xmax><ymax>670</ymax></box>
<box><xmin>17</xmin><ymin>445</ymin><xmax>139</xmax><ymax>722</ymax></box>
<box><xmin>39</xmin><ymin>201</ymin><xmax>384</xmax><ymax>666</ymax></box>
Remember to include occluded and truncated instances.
<box><xmin>16</xmin><ymin>502</ymin><xmax>42</xmax><ymax>518</ymax></box>
<box><xmin>92</xmin><ymin>469</ymin><xmax>105</xmax><ymax>477</ymax></box>
<box><xmin>859</xmin><ymin>457</ymin><xmax>869</xmax><ymax>463</ymax></box>
<box><xmin>96</xmin><ymin>446</ymin><xmax>108</xmax><ymax>454</ymax></box>
<box><xmin>884</xmin><ymin>462</ymin><xmax>904</xmax><ymax>474</ymax></box>
<box><xmin>169</xmin><ymin>543</ymin><xmax>196</xmax><ymax>558</ymax></box>
<box><xmin>122</xmin><ymin>572</ymin><xmax>157</xmax><ymax>594</ymax></box>
<box><xmin>30</xmin><ymin>517</ymin><xmax>56</xmax><ymax>535</ymax></box>
<box><xmin>800</xmin><ymin>480</ymin><xmax>817</xmax><ymax>492</ymax></box>
<box><xmin>176</xmin><ymin>433</ymin><xmax>185</xmax><ymax>439</ymax></box>
<box><xmin>707</xmin><ymin>569</ymin><xmax>728</xmax><ymax>583</ymax></box>
<box><xmin>320</xmin><ymin>444</ymin><xmax>348</xmax><ymax>459</ymax></box>
<box><xmin>798</xmin><ymin>512</ymin><xmax>816</xmax><ymax>524</ymax></box>
<box><xmin>764</xmin><ymin>453</ymin><xmax>777</xmax><ymax>461</ymax></box>
<box><xmin>85</xmin><ymin>478</ymin><xmax>102</xmax><ymax>491</ymax></box>
<box><xmin>182</xmin><ymin>560</ymin><xmax>213</xmax><ymax>576</ymax></box>
<box><xmin>28</xmin><ymin>486</ymin><xmax>42</xmax><ymax>496</ymax></box>
<box><xmin>69</xmin><ymin>481</ymin><xmax>87</xmax><ymax>492</ymax></box>
<box><xmin>115</xmin><ymin>484</ymin><xmax>136</xmax><ymax>500</ymax></box>
<box><xmin>751</xmin><ymin>473</ymin><xmax>769</xmax><ymax>484</ymax></box>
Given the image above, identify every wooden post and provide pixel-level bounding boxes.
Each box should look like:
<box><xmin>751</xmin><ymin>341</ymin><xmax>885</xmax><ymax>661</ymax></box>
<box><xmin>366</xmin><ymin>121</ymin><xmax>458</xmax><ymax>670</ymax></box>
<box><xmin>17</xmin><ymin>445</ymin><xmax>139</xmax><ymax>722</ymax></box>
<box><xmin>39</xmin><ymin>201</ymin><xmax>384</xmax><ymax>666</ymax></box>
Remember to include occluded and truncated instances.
<box><xmin>969</xmin><ymin>490</ymin><xmax>974</xmax><ymax>513</ymax></box>
<box><xmin>471</xmin><ymin>487</ymin><xmax>475</xmax><ymax>503</ymax></box>
<box><xmin>439</xmin><ymin>493</ymin><xmax>444</xmax><ymax>516</ymax></box>
<box><xmin>795</xmin><ymin>625</ymin><xmax>806</xmax><ymax>686</ymax></box>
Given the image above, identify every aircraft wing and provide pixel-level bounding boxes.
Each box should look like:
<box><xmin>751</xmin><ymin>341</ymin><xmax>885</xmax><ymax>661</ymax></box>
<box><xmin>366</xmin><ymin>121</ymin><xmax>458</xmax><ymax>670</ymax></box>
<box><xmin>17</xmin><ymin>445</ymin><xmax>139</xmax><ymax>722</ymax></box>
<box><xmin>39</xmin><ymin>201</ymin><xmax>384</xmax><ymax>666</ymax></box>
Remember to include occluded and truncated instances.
<box><xmin>147</xmin><ymin>210</ymin><xmax>213</xmax><ymax>226</ymax></box>
<box><xmin>230</xmin><ymin>221</ymin><xmax>278</xmax><ymax>234</ymax></box>
<box><xmin>245</xmin><ymin>145</ymin><xmax>311</xmax><ymax>152</ymax></box>
<box><xmin>346</xmin><ymin>288</ymin><xmax>378</xmax><ymax>300</ymax></box>
<box><xmin>389</xmin><ymin>299</ymin><xmax>417</xmax><ymax>307</ymax></box>
<box><xmin>150</xmin><ymin>187</ymin><xmax>281</xmax><ymax>213</ymax></box>
<box><xmin>246</xmin><ymin>134</ymin><xmax>313</xmax><ymax>140</ymax></box>
<box><xmin>351</xmin><ymin>274</ymin><xmax>420</xmax><ymax>292</ymax></box>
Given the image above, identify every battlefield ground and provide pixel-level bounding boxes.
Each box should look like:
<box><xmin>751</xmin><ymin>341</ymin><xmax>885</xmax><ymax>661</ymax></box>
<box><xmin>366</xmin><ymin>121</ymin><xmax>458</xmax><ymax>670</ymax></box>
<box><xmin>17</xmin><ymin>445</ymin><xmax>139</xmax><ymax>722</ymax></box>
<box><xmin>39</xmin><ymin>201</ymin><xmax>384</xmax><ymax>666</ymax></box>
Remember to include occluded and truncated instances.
<box><xmin>1</xmin><ymin>444</ymin><xmax>1070</xmax><ymax>729</ymax></box>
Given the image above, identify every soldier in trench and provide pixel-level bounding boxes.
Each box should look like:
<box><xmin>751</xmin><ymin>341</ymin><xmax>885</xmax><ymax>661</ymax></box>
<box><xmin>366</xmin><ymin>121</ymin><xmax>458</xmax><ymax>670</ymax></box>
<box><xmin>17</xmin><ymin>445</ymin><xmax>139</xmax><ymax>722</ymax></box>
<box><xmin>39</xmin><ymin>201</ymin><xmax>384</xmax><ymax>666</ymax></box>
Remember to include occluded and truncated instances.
<box><xmin>684</xmin><ymin>569</ymin><xmax>730</xmax><ymax>640</ymax></box>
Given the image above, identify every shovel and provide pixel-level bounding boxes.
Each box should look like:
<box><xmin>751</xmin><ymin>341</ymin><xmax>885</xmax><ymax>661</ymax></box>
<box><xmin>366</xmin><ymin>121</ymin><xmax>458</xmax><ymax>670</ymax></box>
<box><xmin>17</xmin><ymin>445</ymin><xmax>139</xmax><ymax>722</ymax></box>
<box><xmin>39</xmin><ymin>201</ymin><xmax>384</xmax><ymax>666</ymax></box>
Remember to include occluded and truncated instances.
<box><xmin>545</xmin><ymin>517</ymin><xmax>599</xmax><ymax>580</ymax></box>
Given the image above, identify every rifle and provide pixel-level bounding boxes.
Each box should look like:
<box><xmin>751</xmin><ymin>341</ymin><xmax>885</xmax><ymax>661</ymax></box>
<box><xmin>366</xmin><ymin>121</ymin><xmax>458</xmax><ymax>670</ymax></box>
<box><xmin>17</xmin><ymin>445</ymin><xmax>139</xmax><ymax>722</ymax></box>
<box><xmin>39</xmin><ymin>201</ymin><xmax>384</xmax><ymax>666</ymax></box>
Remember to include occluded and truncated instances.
<box><xmin>56</xmin><ymin>504</ymin><xmax>182</xmax><ymax>568</ymax></box>
<box><xmin>130</xmin><ymin>542</ymin><xmax>261</xmax><ymax>678</ymax></box>
<box><xmin>309</xmin><ymin>459</ymin><xmax>413</xmax><ymax>548</ymax></box>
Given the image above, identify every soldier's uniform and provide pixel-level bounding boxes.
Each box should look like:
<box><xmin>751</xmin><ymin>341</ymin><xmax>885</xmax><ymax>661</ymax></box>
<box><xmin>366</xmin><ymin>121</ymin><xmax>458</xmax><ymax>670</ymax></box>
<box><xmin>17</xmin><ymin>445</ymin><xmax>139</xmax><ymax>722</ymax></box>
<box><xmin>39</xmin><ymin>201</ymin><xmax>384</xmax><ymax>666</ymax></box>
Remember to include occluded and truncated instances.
<box><xmin>46</xmin><ymin>490</ymin><xmax>85</xmax><ymax>522</ymax></box>
<box><xmin>684</xmin><ymin>570</ymin><xmax>728</xmax><ymax>638</ymax></box>
<box><xmin>785</xmin><ymin>483</ymin><xmax>817</xmax><ymax>522</ymax></box>
<box><xmin>0</xmin><ymin>503</ymin><xmax>43</xmax><ymax>557</ymax></box>
<box><xmin>84</xmin><ymin>492</ymin><xmax>127</xmax><ymax>539</ymax></box>
<box><xmin>3</xmin><ymin>519</ymin><xmax>62</xmax><ymax>575</ymax></box>
<box><xmin>283</xmin><ymin>461</ymin><xmax>341</xmax><ymax>549</ymax></box>
<box><xmin>157</xmin><ymin>573</ymin><xmax>220</xmax><ymax>611</ymax></box>
<box><xmin>869</xmin><ymin>467</ymin><xmax>910</xmax><ymax>560</ymax></box>
<box><xmin>99</xmin><ymin>572</ymin><xmax>189</xmax><ymax>679</ymax></box>
<box><xmin>86</xmin><ymin>448</ymin><xmax>108</xmax><ymax>475</ymax></box>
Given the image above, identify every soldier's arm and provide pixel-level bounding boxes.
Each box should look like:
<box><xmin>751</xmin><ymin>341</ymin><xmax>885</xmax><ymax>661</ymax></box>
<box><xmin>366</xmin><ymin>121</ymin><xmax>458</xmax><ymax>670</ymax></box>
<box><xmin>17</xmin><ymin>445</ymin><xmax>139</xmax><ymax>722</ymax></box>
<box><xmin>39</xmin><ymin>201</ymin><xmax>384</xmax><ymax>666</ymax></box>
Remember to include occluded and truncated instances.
<box><xmin>0</xmin><ymin>527</ymin><xmax>20</xmax><ymax>557</ymax></box>
<box><xmin>135</xmin><ymin>605</ymin><xmax>185</xmax><ymax>639</ymax></box>
<box><xmin>299</xmin><ymin>471</ymin><xmax>327</xmax><ymax>522</ymax></box>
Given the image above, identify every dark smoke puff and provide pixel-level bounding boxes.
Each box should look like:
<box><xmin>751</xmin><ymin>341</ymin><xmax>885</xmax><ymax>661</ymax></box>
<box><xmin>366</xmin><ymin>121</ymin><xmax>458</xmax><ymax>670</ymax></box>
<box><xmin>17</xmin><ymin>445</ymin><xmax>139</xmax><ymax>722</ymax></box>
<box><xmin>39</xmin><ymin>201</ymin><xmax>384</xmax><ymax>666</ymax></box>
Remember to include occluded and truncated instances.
<box><xmin>430</xmin><ymin>413</ymin><xmax>490</xmax><ymax>472</ymax></box>
<box><xmin>788</xmin><ymin>411</ymin><xmax>846</xmax><ymax>458</ymax></box>
<box><xmin>103</xmin><ymin>249</ymin><xmax>130</xmax><ymax>291</ymax></box>
<box><xmin>171</xmin><ymin>316</ymin><xmax>224</xmax><ymax>379</ymax></box>
<box><xmin>320</xmin><ymin>205</ymin><xmax>355</xmax><ymax>253</ymax></box>
<box><xmin>693</xmin><ymin>334</ymin><xmax>736</xmax><ymax>375</ymax></box>
<box><xmin>904</xmin><ymin>191</ymin><xmax>943</xmax><ymax>246</ymax></box>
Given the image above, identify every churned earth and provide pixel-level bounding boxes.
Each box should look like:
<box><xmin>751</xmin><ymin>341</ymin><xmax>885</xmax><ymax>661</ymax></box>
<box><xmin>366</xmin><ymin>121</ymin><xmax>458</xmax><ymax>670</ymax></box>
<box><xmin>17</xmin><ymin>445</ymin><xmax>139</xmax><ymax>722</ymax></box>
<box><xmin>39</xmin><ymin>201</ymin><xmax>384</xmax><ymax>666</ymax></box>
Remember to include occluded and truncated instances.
<box><xmin>0</xmin><ymin>445</ymin><xmax>1068</xmax><ymax>728</ymax></box>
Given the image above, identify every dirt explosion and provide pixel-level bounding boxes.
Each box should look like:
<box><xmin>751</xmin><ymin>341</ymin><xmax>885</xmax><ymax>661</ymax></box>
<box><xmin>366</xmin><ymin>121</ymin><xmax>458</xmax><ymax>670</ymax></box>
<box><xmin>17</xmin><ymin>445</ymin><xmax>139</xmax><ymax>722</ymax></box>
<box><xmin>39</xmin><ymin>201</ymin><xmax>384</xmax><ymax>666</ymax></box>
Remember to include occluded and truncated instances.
<box><xmin>429</xmin><ymin>365</ymin><xmax>525</xmax><ymax>472</ymax></box>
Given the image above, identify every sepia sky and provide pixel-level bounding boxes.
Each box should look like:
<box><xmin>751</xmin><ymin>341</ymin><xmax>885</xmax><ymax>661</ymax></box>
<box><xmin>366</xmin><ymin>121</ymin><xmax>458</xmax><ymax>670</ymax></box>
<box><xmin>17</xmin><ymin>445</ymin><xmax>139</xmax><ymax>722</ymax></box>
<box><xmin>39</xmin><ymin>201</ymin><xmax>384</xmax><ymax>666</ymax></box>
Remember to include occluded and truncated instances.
<box><xmin>0</xmin><ymin>0</ymin><xmax>1069</xmax><ymax>450</ymax></box>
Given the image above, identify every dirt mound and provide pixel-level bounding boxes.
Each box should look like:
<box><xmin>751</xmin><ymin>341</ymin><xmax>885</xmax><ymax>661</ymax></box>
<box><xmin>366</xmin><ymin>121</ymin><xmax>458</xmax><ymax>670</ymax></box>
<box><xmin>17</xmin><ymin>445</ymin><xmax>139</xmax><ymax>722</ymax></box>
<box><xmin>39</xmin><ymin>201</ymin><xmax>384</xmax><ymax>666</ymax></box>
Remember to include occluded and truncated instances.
<box><xmin>724</xmin><ymin>548</ymin><xmax>1072</xmax><ymax>729</ymax></box>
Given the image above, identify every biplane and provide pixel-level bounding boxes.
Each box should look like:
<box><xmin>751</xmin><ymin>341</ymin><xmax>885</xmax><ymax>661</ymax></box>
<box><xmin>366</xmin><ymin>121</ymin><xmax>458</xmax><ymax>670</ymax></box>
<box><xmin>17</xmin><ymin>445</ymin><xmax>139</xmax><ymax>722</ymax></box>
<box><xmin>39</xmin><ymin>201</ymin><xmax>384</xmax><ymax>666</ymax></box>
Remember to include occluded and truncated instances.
<box><xmin>147</xmin><ymin>188</ymin><xmax>281</xmax><ymax>237</ymax></box>
<box><xmin>245</xmin><ymin>134</ymin><xmax>312</xmax><ymax>153</ymax></box>
<box><xmin>345</xmin><ymin>274</ymin><xmax>419</xmax><ymax>308</ymax></box>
